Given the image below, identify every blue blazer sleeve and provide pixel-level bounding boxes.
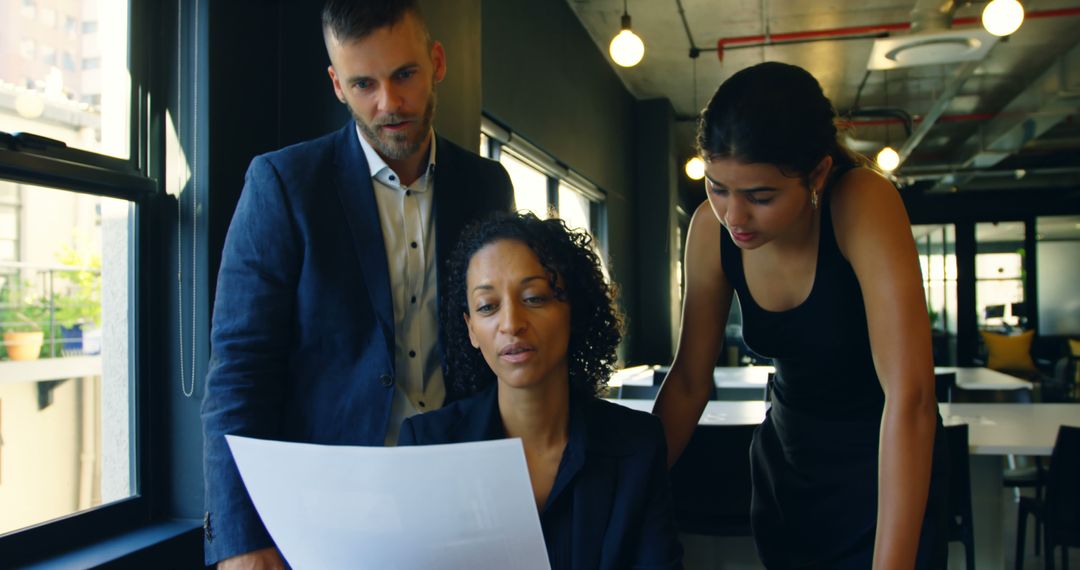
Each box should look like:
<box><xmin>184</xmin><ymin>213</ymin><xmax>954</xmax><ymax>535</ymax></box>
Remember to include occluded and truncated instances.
<box><xmin>398</xmin><ymin>417</ymin><xmax>418</xmax><ymax>446</ymax></box>
<box><xmin>201</xmin><ymin>155</ymin><xmax>300</xmax><ymax>564</ymax></box>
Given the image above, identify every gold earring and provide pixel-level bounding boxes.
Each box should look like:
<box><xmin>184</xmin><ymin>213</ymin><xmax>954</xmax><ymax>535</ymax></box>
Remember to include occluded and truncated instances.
<box><xmin>811</xmin><ymin>191</ymin><xmax>819</xmax><ymax>209</ymax></box>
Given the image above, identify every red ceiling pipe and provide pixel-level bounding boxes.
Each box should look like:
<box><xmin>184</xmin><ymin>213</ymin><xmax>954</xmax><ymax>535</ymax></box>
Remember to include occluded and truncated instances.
<box><xmin>716</xmin><ymin>7</ymin><xmax>1080</xmax><ymax>61</ymax></box>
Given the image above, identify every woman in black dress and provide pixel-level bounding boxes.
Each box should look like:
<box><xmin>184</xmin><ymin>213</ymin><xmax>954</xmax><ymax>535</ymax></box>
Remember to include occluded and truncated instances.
<box><xmin>654</xmin><ymin>62</ymin><xmax>946</xmax><ymax>568</ymax></box>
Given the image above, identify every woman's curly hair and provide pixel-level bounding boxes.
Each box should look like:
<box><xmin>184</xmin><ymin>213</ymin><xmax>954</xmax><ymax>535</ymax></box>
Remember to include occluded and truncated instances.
<box><xmin>442</xmin><ymin>212</ymin><xmax>623</xmax><ymax>399</ymax></box>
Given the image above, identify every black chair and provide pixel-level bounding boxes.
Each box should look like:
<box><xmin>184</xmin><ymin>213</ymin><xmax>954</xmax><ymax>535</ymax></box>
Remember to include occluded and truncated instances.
<box><xmin>948</xmin><ymin>385</ymin><xmax>1046</xmax><ymax>547</ymax></box>
<box><xmin>1016</xmin><ymin>425</ymin><xmax>1080</xmax><ymax>570</ymax></box>
<box><xmin>950</xmin><ymin>387</ymin><xmax>1033</xmax><ymax>404</ymax></box>
<box><xmin>945</xmin><ymin>424</ymin><xmax>976</xmax><ymax>570</ymax></box>
<box><xmin>712</xmin><ymin>386</ymin><xmax>767</xmax><ymax>401</ymax></box>
<box><xmin>651</xmin><ymin>368</ymin><xmax>720</xmax><ymax>400</ymax></box>
<box><xmin>936</xmin><ymin>372</ymin><xmax>957</xmax><ymax>403</ymax></box>
<box><xmin>668</xmin><ymin>424</ymin><xmax>757</xmax><ymax>536</ymax></box>
<box><xmin>617</xmin><ymin>384</ymin><xmax>660</xmax><ymax>400</ymax></box>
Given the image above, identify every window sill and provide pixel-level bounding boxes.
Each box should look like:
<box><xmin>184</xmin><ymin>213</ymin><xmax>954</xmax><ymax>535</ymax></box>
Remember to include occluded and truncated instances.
<box><xmin>20</xmin><ymin>519</ymin><xmax>202</xmax><ymax>569</ymax></box>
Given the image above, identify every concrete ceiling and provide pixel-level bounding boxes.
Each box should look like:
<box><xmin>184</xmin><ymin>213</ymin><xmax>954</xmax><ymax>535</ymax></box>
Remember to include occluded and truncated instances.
<box><xmin>566</xmin><ymin>0</ymin><xmax>1080</xmax><ymax>193</ymax></box>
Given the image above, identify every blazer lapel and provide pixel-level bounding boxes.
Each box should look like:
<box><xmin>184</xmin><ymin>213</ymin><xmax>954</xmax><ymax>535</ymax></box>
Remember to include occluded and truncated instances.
<box><xmin>332</xmin><ymin>123</ymin><xmax>395</xmax><ymax>360</ymax></box>
<box><xmin>568</xmin><ymin>400</ymin><xmax>616</xmax><ymax>569</ymax></box>
<box><xmin>433</xmin><ymin>135</ymin><xmax>467</xmax><ymax>286</ymax></box>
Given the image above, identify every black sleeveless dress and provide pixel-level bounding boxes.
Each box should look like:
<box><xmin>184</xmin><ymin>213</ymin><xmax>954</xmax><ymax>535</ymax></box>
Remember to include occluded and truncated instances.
<box><xmin>720</xmin><ymin>188</ymin><xmax>947</xmax><ymax>568</ymax></box>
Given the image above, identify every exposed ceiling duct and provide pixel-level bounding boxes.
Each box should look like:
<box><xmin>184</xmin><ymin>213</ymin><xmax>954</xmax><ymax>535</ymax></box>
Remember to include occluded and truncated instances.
<box><xmin>867</xmin><ymin>0</ymin><xmax>997</xmax><ymax>70</ymax></box>
<box><xmin>926</xmin><ymin>37</ymin><xmax>1080</xmax><ymax>192</ymax></box>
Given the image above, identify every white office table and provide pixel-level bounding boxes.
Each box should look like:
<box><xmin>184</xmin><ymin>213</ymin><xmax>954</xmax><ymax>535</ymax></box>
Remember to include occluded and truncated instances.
<box><xmin>611</xmin><ymin>365</ymin><xmax>1033</xmax><ymax>391</ymax></box>
<box><xmin>611</xmin><ymin>399</ymin><xmax>1079</xmax><ymax>455</ymax></box>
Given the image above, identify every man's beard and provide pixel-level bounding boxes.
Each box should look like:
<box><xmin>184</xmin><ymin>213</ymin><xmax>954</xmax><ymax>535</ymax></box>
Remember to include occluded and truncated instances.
<box><xmin>353</xmin><ymin>90</ymin><xmax>436</xmax><ymax>161</ymax></box>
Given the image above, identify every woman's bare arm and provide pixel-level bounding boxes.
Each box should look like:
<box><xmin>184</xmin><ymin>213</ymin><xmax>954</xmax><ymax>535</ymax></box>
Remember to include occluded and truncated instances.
<box><xmin>653</xmin><ymin>202</ymin><xmax>734</xmax><ymax>466</ymax></box>
<box><xmin>832</xmin><ymin>168</ymin><xmax>938</xmax><ymax>569</ymax></box>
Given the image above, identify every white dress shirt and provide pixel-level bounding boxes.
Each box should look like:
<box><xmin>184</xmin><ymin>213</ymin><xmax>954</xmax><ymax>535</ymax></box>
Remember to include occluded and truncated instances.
<box><xmin>357</xmin><ymin>127</ymin><xmax>444</xmax><ymax>446</ymax></box>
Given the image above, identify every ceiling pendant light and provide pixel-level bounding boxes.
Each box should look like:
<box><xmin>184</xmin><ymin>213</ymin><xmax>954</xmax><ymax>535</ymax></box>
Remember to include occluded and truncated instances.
<box><xmin>877</xmin><ymin>146</ymin><xmax>900</xmax><ymax>172</ymax></box>
<box><xmin>685</xmin><ymin>156</ymin><xmax>705</xmax><ymax>180</ymax></box>
<box><xmin>684</xmin><ymin>54</ymin><xmax>704</xmax><ymax>180</ymax></box>
<box><xmin>982</xmin><ymin>0</ymin><xmax>1025</xmax><ymax>37</ymax></box>
<box><xmin>609</xmin><ymin>0</ymin><xmax>644</xmax><ymax>67</ymax></box>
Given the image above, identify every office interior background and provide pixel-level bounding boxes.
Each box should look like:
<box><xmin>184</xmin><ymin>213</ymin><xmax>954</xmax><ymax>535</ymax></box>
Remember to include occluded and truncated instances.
<box><xmin>0</xmin><ymin>0</ymin><xmax>1078</xmax><ymax>567</ymax></box>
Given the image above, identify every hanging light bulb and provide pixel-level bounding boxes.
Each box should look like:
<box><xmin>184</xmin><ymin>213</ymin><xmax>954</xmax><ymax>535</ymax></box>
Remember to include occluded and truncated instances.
<box><xmin>685</xmin><ymin>157</ymin><xmax>705</xmax><ymax>180</ymax></box>
<box><xmin>609</xmin><ymin>1</ymin><xmax>644</xmax><ymax>67</ymax></box>
<box><xmin>982</xmin><ymin>0</ymin><xmax>1024</xmax><ymax>37</ymax></box>
<box><xmin>877</xmin><ymin>146</ymin><xmax>900</xmax><ymax>172</ymax></box>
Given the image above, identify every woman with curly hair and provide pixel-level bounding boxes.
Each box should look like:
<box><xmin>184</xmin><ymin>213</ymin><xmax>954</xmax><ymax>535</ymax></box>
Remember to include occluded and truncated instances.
<box><xmin>400</xmin><ymin>212</ymin><xmax>682</xmax><ymax>569</ymax></box>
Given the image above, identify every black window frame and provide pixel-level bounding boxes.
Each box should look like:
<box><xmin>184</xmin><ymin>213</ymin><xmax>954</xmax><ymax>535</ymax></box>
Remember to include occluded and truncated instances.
<box><xmin>0</xmin><ymin>0</ymin><xmax>170</xmax><ymax>564</ymax></box>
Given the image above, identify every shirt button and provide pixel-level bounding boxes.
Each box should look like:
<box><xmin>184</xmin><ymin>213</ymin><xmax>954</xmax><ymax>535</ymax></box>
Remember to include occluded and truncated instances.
<box><xmin>405</xmin><ymin>189</ymin><xmax>412</xmax><ymax>197</ymax></box>
<box><xmin>389</xmin><ymin>175</ymin><xmax>396</xmax><ymax>182</ymax></box>
<box><xmin>379</xmin><ymin>374</ymin><xmax>393</xmax><ymax>387</ymax></box>
<box><xmin>419</xmin><ymin>401</ymin><xmax>426</xmax><ymax>408</ymax></box>
<box><xmin>409</xmin><ymin>350</ymin><xmax>416</xmax><ymax>358</ymax></box>
<box><xmin>410</xmin><ymin>295</ymin><xmax>417</xmax><ymax>304</ymax></box>
<box><xmin>410</xmin><ymin>241</ymin><xmax>417</xmax><ymax>249</ymax></box>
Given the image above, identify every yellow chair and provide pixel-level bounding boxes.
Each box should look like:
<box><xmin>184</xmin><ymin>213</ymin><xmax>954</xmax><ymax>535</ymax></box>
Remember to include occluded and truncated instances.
<box><xmin>979</xmin><ymin>330</ymin><xmax>1038</xmax><ymax>380</ymax></box>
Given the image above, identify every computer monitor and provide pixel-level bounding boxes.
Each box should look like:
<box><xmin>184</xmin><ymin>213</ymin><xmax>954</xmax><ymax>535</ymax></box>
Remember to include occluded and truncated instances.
<box><xmin>984</xmin><ymin>304</ymin><xmax>1006</xmax><ymax>320</ymax></box>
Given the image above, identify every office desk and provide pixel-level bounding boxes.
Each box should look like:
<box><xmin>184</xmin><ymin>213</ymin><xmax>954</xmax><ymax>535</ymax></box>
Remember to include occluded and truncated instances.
<box><xmin>610</xmin><ymin>400</ymin><xmax>1079</xmax><ymax>455</ymax></box>
<box><xmin>612</xmin><ymin>365</ymin><xmax>1033</xmax><ymax>391</ymax></box>
<box><xmin>937</xmin><ymin>367</ymin><xmax>1032</xmax><ymax>391</ymax></box>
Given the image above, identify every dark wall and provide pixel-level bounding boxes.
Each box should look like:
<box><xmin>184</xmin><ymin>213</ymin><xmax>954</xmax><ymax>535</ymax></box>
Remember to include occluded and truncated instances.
<box><xmin>421</xmin><ymin>0</ymin><xmax>483</xmax><ymax>150</ymax></box>
<box><xmin>633</xmin><ymin>99</ymin><xmax>681</xmax><ymax>364</ymax></box>
<box><xmin>208</xmin><ymin>1</ymin><xmax>347</xmax><ymax>308</ymax></box>
<box><xmin>481</xmin><ymin>0</ymin><xmax>647</xmax><ymax>360</ymax></box>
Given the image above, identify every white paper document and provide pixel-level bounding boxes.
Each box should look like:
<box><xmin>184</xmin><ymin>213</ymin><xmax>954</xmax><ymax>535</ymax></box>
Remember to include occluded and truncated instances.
<box><xmin>226</xmin><ymin>435</ymin><xmax>551</xmax><ymax>570</ymax></box>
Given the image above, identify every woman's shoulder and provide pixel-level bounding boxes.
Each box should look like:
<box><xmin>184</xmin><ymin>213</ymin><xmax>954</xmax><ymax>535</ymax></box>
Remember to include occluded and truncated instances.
<box><xmin>830</xmin><ymin>166</ymin><xmax>899</xmax><ymax>211</ymax></box>
<box><xmin>400</xmin><ymin>391</ymin><xmax>490</xmax><ymax>445</ymax></box>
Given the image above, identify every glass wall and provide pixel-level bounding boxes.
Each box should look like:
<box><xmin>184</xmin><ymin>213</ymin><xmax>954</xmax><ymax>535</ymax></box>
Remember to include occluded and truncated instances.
<box><xmin>913</xmin><ymin>224</ymin><xmax>957</xmax><ymax>364</ymax></box>
<box><xmin>1036</xmin><ymin>215</ymin><xmax>1080</xmax><ymax>337</ymax></box>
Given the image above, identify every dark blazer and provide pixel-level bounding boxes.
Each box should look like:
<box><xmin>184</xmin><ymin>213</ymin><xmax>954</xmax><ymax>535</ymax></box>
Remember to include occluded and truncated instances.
<box><xmin>400</xmin><ymin>386</ymin><xmax>684</xmax><ymax>570</ymax></box>
<box><xmin>201</xmin><ymin>123</ymin><xmax>514</xmax><ymax>564</ymax></box>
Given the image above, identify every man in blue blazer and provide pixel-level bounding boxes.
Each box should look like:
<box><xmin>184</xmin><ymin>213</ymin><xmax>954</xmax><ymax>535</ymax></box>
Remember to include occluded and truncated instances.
<box><xmin>201</xmin><ymin>1</ymin><xmax>514</xmax><ymax>566</ymax></box>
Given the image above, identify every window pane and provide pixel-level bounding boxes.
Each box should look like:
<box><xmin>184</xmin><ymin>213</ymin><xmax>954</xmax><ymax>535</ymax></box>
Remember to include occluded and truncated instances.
<box><xmin>0</xmin><ymin>183</ymin><xmax>133</xmax><ymax>536</ymax></box>
<box><xmin>912</xmin><ymin>224</ymin><xmax>956</xmax><ymax>335</ymax></box>
<box><xmin>0</xmin><ymin>0</ymin><xmax>130</xmax><ymax>159</ymax></box>
<box><xmin>975</xmin><ymin>221</ymin><xmax>1025</xmax><ymax>329</ymax></box>
<box><xmin>479</xmin><ymin>132</ymin><xmax>489</xmax><ymax>159</ymax></box>
<box><xmin>1036</xmin><ymin>215</ymin><xmax>1080</xmax><ymax>336</ymax></box>
<box><xmin>975</xmin><ymin>253</ymin><xmax>1022</xmax><ymax>280</ymax></box>
<box><xmin>558</xmin><ymin>183</ymin><xmax>591</xmax><ymax>234</ymax></box>
<box><xmin>500</xmin><ymin>152</ymin><xmax>548</xmax><ymax>219</ymax></box>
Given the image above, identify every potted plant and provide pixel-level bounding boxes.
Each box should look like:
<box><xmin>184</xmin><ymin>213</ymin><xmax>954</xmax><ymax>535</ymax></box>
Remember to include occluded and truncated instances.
<box><xmin>0</xmin><ymin>286</ymin><xmax>50</xmax><ymax>361</ymax></box>
<box><xmin>53</xmin><ymin>248</ymin><xmax>102</xmax><ymax>355</ymax></box>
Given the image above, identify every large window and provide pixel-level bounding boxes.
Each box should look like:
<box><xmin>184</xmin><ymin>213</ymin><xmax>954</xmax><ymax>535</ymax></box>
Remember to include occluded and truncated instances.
<box><xmin>480</xmin><ymin>117</ymin><xmax>607</xmax><ymax>253</ymax></box>
<box><xmin>0</xmin><ymin>0</ymin><xmax>153</xmax><ymax>551</ymax></box>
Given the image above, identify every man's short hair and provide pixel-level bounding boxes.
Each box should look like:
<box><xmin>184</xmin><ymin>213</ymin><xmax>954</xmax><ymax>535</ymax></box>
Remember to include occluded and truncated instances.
<box><xmin>321</xmin><ymin>0</ymin><xmax>430</xmax><ymax>45</ymax></box>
